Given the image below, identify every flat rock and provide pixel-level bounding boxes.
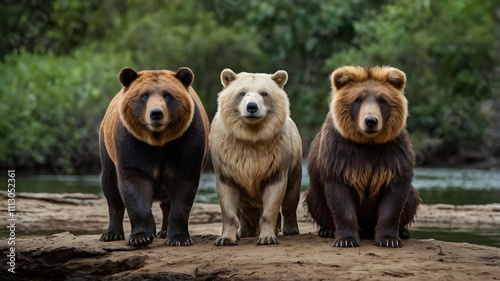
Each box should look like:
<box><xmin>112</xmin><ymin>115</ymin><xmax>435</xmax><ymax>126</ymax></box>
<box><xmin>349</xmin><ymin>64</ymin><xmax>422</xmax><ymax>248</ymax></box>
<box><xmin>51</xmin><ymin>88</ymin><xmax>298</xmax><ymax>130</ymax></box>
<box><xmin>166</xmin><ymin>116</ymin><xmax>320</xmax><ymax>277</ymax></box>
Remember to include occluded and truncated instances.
<box><xmin>2</xmin><ymin>192</ymin><xmax>498</xmax><ymax>235</ymax></box>
<box><xmin>1</xmin><ymin>192</ymin><xmax>499</xmax><ymax>280</ymax></box>
<box><xmin>5</xmin><ymin>232</ymin><xmax>500</xmax><ymax>280</ymax></box>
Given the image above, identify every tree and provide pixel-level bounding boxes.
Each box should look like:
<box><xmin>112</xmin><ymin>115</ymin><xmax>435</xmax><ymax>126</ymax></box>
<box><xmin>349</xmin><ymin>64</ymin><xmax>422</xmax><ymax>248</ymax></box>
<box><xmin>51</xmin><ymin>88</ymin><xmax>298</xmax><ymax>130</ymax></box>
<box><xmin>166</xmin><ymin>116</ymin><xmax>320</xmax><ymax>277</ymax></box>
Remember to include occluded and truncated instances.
<box><xmin>220</xmin><ymin>0</ymin><xmax>367</xmax><ymax>144</ymax></box>
<box><xmin>0</xmin><ymin>0</ymin><xmax>263</xmax><ymax>172</ymax></box>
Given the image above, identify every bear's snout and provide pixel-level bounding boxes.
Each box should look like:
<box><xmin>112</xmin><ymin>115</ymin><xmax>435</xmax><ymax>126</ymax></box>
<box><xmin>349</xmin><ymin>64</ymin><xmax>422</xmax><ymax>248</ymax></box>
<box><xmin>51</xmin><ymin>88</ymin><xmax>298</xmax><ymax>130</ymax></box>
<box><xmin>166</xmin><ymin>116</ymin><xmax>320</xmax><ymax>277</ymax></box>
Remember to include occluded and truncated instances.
<box><xmin>150</xmin><ymin>108</ymin><xmax>164</xmax><ymax>120</ymax></box>
<box><xmin>147</xmin><ymin>106</ymin><xmax>167</xmax><ymax>131</ymax></box>
<box><xmin>364</xmin><ymin>117</ymin><xmax>378</xmax><ymax>127</ymax></box>
<box><xmin>237</xmin><ymin>91</ymin><xmax>267</xmax><ymax>122</ymax></box>
<box><xmin>246</xmin><ymin>102</ymin><xmax>259</xmax><ymax>113</ymax></box>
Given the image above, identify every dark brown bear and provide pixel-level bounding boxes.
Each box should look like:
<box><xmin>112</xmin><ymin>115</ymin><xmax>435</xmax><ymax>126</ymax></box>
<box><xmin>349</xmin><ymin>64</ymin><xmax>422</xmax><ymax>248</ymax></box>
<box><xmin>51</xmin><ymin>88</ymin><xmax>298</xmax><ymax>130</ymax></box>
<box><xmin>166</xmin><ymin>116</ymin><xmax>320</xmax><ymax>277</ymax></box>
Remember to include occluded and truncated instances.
<box><xmin>305</xmin><ymin>66</ymin><xmax>420</xmax><ymax>248</ymax></box>
<box><xmin>99</xmin><ymin>67</ymin><xmax>209</xmax><ymax>247</ymax></box>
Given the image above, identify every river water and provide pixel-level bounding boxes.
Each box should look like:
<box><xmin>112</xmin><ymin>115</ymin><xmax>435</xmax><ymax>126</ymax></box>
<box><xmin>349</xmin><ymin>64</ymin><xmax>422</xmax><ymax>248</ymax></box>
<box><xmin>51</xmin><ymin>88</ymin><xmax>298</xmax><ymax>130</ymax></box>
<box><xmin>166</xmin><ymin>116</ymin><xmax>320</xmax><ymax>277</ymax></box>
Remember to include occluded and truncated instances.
<box><xmin>8</xmin><ymin>167</ymin><xmax>500</xmax><ymax>247</ymax></box>
<box><xmin>12</xmin><ymin>167</ymin><xmax>500</xmax><ymax>204</ymax></box>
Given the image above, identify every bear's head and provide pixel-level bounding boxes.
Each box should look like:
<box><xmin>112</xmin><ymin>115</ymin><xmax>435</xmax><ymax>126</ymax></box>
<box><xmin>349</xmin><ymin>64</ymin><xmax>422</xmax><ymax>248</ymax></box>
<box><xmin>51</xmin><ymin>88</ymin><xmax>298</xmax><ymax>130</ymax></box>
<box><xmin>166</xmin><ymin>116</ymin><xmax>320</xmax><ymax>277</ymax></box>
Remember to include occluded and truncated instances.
<box><xmin>118</xmin><ymin>67</ymin><xmax>195</xmax><ymax>146</ymax></box>
<box><xmin>217</xmin><ymin>69</ymin><xmax>290</xmax><ymax>142</ymax></box>
<box><xmin>330</xmin><ymin>66</ymin><xmax>408</xmax><ymax>144</ymax></box>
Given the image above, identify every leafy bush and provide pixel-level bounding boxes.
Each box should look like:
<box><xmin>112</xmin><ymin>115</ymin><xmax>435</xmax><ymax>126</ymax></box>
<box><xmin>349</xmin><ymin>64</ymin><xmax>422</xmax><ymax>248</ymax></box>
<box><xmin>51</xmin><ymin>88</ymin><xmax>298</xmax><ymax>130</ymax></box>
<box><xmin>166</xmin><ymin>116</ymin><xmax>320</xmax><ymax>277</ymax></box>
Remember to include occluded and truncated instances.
<box><xmin>0</xmin><ymin>0</ymin><xmax>264</xmax><ymax>172</ymax></box>
<box><xmin>111</xmin><ymin>0</ymin><xmax>264</xmax><ymax>118</ymax></box>
<box><xmin>0</xmin><ymin>0</ymin><xmax>497</xmax><ymax>171</ymax></box>
<box><xmin>221</xmin><ymin>0</ymin><xmax>365</xmax><ymax>144</ymax></box>
<box><xmin>0</xmin><ymin>45</ymin><xmax>132</xmax><ymax>172</ymax></box>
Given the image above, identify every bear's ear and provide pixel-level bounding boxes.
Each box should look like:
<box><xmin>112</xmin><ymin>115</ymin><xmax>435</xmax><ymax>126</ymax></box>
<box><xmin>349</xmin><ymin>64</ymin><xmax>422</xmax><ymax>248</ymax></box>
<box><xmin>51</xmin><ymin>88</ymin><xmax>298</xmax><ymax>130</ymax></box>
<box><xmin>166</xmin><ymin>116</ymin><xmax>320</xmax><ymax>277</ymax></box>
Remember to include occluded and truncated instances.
<box><xmin>271</xmin><ymin>70</ymin><xmax>288</xmax><ymax>88</ymax></box>
<box><xmin>386</xmin><ymin>68</ymin><xmax>407</xmax><ymax>90</ymax></box>
<box><xmin>175</xmin><ymin>67</ymin><xmax>194</xmax><ymax>87</ymax></box>
<box><xmin>221</xmin><ymin>68</ymin><xmax>237</xmax><ymax>88</ymax></box>
<box><xmin>331</xmin><ymin>66</ymin><xmax>362</xmax><ymax>91</ymax></box>
<box><xmin>119</xmin><ymin>67</ymin><xmax>139</xmax><ymax>88</ymax></box>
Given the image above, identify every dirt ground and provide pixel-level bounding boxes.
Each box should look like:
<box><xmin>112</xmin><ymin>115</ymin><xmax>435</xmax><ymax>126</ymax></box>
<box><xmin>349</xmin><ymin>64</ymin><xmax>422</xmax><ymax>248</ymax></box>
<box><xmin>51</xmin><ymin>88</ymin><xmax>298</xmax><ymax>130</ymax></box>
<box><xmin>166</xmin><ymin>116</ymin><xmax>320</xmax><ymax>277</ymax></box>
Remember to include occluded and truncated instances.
<box><xmin>1</xmin><ymin>192</ymin><xmax>499</xmax><ymax>280</ymax></box>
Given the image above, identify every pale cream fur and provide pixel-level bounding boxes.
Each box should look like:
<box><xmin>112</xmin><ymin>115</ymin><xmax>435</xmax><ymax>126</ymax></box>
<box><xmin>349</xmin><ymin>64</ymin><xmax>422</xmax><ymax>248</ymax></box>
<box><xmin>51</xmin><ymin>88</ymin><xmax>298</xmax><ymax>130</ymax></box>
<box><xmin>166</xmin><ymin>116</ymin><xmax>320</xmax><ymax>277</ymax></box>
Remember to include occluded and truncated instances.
<box><xmin>210</xmin><ymin>69</ymin><xmax>302</xmax><ymax>245</ymax></box>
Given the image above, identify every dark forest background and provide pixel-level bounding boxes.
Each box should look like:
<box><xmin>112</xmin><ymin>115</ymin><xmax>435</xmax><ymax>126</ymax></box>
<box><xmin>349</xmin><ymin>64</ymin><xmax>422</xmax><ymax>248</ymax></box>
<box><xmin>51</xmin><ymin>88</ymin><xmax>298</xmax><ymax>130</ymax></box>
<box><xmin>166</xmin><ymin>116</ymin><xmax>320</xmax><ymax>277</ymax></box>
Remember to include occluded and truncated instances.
<box><xmin>0</xmin><ymin>0</ymin><xmax>499</xmax><ymax>175</ymax></box>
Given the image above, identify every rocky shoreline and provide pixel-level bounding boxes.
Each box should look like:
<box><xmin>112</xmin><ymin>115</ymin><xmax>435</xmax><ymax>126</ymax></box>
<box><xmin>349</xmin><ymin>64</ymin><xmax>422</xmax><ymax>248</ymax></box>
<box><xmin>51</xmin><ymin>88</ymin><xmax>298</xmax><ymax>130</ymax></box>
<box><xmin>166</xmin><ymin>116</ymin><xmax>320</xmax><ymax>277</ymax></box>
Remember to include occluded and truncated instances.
<box><xmin>1</xmin><ymin>192</ymin><xmax>499</xmax><ymax>280</ymax></box>
<box><xmin>4</xmin><ymin>192</ymin><xmax>499</xmax><ymax>235</ymax></box>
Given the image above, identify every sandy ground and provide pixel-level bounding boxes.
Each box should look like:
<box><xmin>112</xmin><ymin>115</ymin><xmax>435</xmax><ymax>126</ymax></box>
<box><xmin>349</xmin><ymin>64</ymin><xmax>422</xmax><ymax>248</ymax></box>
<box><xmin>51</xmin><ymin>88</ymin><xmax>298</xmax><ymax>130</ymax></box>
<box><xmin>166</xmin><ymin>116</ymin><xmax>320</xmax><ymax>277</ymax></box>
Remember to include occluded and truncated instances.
<box><xmin>1</xmin><ymin>192</ymin><xmax>499</xmax><ymax>280</ymax></box>
<box><xmin>8</xmin><ymin>231</ymin><xmax>499</xmax><ymax>281</ymax></box>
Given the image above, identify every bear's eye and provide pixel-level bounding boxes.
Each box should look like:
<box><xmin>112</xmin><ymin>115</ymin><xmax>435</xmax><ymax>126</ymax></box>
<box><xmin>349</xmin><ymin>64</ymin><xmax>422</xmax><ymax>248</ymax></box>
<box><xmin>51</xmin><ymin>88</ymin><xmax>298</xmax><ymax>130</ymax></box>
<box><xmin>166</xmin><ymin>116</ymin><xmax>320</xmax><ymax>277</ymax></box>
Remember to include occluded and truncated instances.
<box><xmin>355</xmin><ymin>98</ymin><xmax>362</xmax><ymax>103</ymax></box>
<box><xmin>260</xmin><ymin>92</ymin><xmax>268</xmax><ymax>97</ymax></box>
<box><xmin>379</xmin><ymin>98</ymin><xmax>386</xmax><ymax>104</ymax></box>
<box><xmin>239</xmin><ymin>92</ymin><xmax>246</xmax><ymax>97</ymax></box>
<box><xmin>140</xmin><ymin>93</ymin><xmax>149</xmax><ymax>101</ymax></box>
<box><xmin>163</xmin><ymin>92</ymin><xmax>171</xmax><ymax>99</ymax></box>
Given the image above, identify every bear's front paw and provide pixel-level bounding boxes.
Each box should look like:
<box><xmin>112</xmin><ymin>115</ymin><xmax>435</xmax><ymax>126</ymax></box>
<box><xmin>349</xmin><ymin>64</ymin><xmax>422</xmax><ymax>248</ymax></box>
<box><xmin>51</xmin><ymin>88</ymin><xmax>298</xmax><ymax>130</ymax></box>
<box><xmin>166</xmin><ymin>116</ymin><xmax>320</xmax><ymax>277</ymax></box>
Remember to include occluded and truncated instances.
<box><xmin>376</xmin><ymin>236</ymin><xmax>402</xmax><ymax>248</ymax></box>
<box><xmin>318</xmin><ymin>226</ymin><xmax>335</xmax><ymax>238</ymax></box>
<box><xmin>257</xmin><ymin>235</ymin><xmax>279</xmax><ymax>245</ymax></box>
<box><xmin>332</xmin><ymin>237</ymin><xmax>359</xmax><ymax>247</ymax></box>
<box><xmin>282</xmin><ymin>227</ymin><xmax>299</xmax><ymax>236</ymax></box>
<box><xmin>214</xmin><ymin>236</ymin><xmax>238</xmax><ymax>246</ymax></box>
<box><xmin>100</xmin><ymin>230</ymin><xmax>125</xmax><ymax>242</ymax></box>
<box><xmin>166</xmin><ymin>234</ymin><xmax>193</xmax><ymax>246</ymax></box>
<box><xmin>127</xmin><ymin>231</ymin><xmax>154</xmax><ymax>247</ymax></box>
<box><xmin>399</xmin><ymin>227</ymin><xmax>411</xmax><ymax>239</ymax></box>
<box><xmin>157</xmin><ymin>229</ymin><xmax>167</xmax><ymax>239</ymax></box>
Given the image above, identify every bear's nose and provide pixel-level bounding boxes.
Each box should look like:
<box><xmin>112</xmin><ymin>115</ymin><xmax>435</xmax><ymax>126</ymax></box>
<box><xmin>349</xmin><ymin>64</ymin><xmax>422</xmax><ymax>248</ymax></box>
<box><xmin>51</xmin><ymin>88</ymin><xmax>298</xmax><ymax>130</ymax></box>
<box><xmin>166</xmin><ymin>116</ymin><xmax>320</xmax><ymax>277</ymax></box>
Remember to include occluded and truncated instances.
<box><xmin>150</xmin><ymin>109</ymin><xmax>164</xmax><ymax>120</ymax></box>
<box><xmin>364</xmin><ymin>117</ymin><xmax>378</xmax><ymax>127</ymax></box>
<box><xmin>246</xmin><ymin>102</ymin><xmax>259</xmax><ymax>113</ymax></box>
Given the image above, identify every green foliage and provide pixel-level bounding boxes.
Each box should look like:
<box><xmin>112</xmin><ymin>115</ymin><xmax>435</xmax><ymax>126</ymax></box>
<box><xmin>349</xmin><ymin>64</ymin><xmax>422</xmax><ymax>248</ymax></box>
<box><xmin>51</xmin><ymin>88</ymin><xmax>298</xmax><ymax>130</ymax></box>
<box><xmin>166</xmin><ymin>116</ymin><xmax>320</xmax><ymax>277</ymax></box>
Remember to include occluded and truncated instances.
<box><xmin>0</xmin><ymin>0</ymin><xmax>497</xmax><ymax>171</ymax></box>
<box><xmin>222</xmin><ymin>0</ymin><xmax>363</xmax><ymax>142</ymax></box>
<box><xmin>0</xmin><ymin>0</ymin><xmax>262</xmax><ymax>171</ymax></box>
<box><xmin>110</xmin><ymin>0</ymin><xmax>263</xmax><ymax>117</ymax></box>
<box><xmin>0</xmin><ymin>45</ymin><xmax>132</xmax><ymax>171</ymax></box>
<box><xmin>0</xmin><ymin>0</ymin><xmax>107</xmax><ymax>57</ymax></box>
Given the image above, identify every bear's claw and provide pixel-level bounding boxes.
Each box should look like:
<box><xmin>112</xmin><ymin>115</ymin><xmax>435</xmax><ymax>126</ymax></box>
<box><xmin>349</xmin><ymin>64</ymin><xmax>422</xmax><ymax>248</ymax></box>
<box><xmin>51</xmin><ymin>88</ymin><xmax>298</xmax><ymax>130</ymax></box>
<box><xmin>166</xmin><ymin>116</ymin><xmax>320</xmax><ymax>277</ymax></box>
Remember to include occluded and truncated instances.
<box><xmin>399</xmin><ymin>228</ymin><xmax>411</xmax><ymax>239</ymax></box>
<box><xmin>376</xmin><ymin>236</ymin><xmax>402</xmax><ymax>248</ymax></box>
<box><xmin>257</xmin><ymin>235</ymin><xmax>279</xmax><ymax>245</ymax></box>
<box><xmin>214</xmin><ymin>237</ymin><xmax>238</xmax><ymax>246</ymax></box>
<box><xmin>157</xmin><ymin>230</ymin><xmax>167</xmax><ymax>239</ymax></box>
<box><xmin>100</xmin><ymin>231</ymin><xmax>125</xmax><ymax>242</ymax></box>
<box><xmin>318</xmin><ymin>226</ymin><xmax>335</xmax><ymax>238</ymax></box>
<box><xmin>127</xmin><ymin>231</ymin><xmax>154</xmax><ymax>247</ymax></box>
<box><xmin>332</xmin><ymin>237</ymin><xmax>360</xmax><ymax>247</ymax></box>
<box><xmin>166</xmin><ymin>234</ymin><xmax>193</xmax><ymax>246</ymax></box>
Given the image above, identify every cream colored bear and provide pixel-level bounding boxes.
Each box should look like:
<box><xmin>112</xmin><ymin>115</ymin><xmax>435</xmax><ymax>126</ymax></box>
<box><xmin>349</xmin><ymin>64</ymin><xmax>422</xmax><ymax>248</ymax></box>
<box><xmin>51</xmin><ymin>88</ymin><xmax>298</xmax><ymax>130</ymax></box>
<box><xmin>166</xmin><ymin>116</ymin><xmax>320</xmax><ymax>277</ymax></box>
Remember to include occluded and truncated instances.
<box><xmin>210</xmin><ymin>69</ymin><xmax>302</xmax><ymax>246</ymax></box>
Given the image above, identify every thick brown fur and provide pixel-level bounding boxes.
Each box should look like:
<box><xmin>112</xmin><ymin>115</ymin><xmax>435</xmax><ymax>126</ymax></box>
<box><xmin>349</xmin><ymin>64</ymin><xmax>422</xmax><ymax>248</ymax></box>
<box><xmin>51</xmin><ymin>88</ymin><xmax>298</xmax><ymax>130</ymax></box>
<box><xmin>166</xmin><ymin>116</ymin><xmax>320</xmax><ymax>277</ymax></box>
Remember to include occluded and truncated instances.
<box><xmin>210</xmin><ymin>69</ymin><xmax>302</xmax><ymax>246</ymax></box>
<box><xmin>99</xmin><ymin>67</ymin><xmax>209</xmax><ymax>247</ymax></box>
<box><xmin>305</xmin><ymin>66</ymin><xmax>420</xmax><ymax>248</ymax></box>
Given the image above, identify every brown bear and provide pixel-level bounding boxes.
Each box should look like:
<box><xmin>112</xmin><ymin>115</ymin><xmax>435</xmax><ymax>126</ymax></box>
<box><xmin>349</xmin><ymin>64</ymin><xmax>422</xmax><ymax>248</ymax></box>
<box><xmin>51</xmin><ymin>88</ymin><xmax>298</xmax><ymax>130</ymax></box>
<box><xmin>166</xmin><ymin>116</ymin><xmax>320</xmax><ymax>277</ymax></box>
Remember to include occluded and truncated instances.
<box><xmin>305</xmin><ymin>66</ymin><xmax>420</xmax><ymax>248</ymax></box>
<box><xmin>99</xmin><ymin>67</ymin><xmax>209</xmax><ymax>247</ymax></box>
<box><xmin>210</xmin><ymin>69</ymin><xmax>302</xmax><ymax>246</ymax></box>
